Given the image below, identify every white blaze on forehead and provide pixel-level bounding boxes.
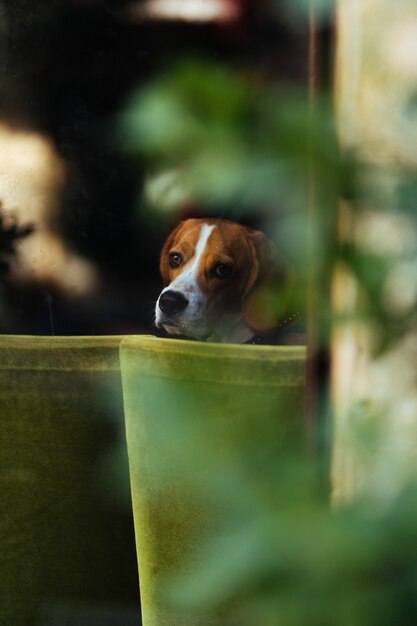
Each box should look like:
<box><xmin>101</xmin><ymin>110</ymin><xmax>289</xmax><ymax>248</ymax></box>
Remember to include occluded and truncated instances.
<box><xmin>156</xmin><ymin>222</ymin><xmax>216</xmax><ymax>338</ymax></box>
<box><xmin>169</xmin><ymin>223</ymin><xmax>215</xmax><ymax>291</ymax></box>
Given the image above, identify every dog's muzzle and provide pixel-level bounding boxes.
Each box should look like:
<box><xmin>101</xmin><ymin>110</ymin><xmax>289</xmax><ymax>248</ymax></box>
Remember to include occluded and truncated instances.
<box><xmin>156</xmin><ymin>286</ymin><xmax>209</xmax><ymax>339</ymax></box>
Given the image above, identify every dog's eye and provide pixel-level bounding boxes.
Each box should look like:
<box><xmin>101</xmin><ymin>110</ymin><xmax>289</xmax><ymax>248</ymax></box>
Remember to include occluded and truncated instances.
<box><xmin>169</xmin><ymin>252</ymin><xmax>182</xmax><ymax>268</ymax></box>
<box><xmin>213</xmin><ymin>263</ymin><xmax>232</xmax><ymax>279</ymax></box>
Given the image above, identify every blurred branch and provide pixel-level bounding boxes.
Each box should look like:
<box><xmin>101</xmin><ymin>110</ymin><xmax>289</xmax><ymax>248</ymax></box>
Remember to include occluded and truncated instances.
<box><xmin>0</xmin><ymin>204</ymin><xmax>33</xmax><ymax>276</ymax></box>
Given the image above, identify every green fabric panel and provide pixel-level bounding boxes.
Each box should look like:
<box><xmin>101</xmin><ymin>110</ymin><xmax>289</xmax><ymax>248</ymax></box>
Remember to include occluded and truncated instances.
<box><xmin>0</xmin><ymin>335</ymin><xmax>139</xmax><ymax>626</ymax></box>
<box><xmin>121</xmin><ymin>336</ymin><xmax>307</xmax><ymax>626</ymax></box>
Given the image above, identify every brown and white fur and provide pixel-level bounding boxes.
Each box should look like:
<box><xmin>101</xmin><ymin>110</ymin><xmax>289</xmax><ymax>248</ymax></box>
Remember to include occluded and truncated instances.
<box><xmin>155</xmin><ymin>218</ymin><xmax>288</xmax><ymax>343</ymax></box>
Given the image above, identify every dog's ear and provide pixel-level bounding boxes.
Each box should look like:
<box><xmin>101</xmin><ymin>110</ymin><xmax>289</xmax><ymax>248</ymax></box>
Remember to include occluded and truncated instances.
<box><xmin>243</xmin><ymin>228</ymin><xmax>277</xmax><ymax>296</ymax></box>
<box><xmin>159</xmin><ymin>222</ymin><xmax>183</xmax><ymax>287</ymax></box>
<box><xmin>243</xmin><ymin>228</ymin><xmax>293</xmax><ymax>333</ymax></box>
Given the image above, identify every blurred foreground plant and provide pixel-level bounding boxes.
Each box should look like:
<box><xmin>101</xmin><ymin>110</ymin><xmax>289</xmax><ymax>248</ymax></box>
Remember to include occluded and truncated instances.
<box><xmin>120</xmin><ymin>56</ymin><xmax>417</xmax><ymax>353</ymax></box>
<box><xmin>119</xmin><ymin>46</ymin><xmax>417</xmax><ymax>626</ymax></box>
<box><xmin>127</xmin><ymin>369</ymin><xmax>417</xmax><ymax>626</ymax></box>
<box><xmin>119</xmin><ymin>60</ymin><xmax>339</xmax><ymax>216</ymax></box>
<box><xmin>119</xmin><ymin>58</ymin><xmax>344</xmax><ymax>329</ymax></box>
<box><xmin>165</xmin><ymin>476</ymin><xmax>417</xmax><ymax>626</ymax></box>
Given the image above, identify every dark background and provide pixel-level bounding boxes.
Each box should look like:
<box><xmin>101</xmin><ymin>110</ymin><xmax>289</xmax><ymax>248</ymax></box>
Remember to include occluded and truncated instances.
<box><xmin>0</xmin><ymin>0</ymin><xmax>313</xmax><ymax>336</ymax></box>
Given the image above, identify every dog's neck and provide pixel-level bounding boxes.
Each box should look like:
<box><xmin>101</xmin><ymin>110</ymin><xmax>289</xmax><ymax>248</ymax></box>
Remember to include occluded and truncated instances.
<box><xmin>205</xmin><ymin>314</ymin><xmax>254</xmax><ymax>344</ymax></box>
<box><xmin>243</xmin><ymin>312</ymin><xmax>303</xmax><ymax>345</ymax></box>
<box><xmin>208</xmin><ymin>312</ymin><xmax>303</xmax><ymax>345</ymax></box>
<box><xmin>205</xmin><ymin>312</ymin><xmax>302</xmax><ymax>344</ymax></box>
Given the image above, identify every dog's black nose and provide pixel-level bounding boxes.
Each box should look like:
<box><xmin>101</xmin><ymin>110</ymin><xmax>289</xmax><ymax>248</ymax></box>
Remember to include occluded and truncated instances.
<box><xmin>159</xmin><ymin>290</ymin><xmax>189</xmax><ymax>316</ymax></box>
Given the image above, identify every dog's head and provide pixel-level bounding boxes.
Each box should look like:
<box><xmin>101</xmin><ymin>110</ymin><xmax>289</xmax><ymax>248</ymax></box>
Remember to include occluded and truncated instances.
<box><xmin>155</xmin><ymin>218</ymin><xmax>288</xmax><ymax>343</ymax></box>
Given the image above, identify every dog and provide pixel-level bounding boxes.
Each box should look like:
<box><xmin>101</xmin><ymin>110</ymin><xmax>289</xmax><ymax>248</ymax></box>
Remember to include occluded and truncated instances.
<box><xmin>155</xmin><ymin>218</ymin><xmax>301</xmax><ymax>344</ymax></box>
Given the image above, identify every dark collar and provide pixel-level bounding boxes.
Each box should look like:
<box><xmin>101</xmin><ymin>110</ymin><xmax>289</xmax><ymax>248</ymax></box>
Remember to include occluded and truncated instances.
<box><xmin>243</xmin><ymin>313</ymin><xmax>304</xmax><ymax>346</ymax></box>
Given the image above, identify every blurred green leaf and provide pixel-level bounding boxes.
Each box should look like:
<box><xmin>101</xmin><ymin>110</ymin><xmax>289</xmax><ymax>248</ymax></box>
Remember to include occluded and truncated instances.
<box><xmin>403</xmin><ymin>89</ymin><xmax>417</xmax><ymax>120</ymax></box>
<box><xmin>119</xmin><ymin>60</ymin><xmax>339</xmax><ymax>225</ymax></box>
<box><xmin>396</xmin><ymin>175</ymin><xmax>417</xmax><ymax>219</ymax></box>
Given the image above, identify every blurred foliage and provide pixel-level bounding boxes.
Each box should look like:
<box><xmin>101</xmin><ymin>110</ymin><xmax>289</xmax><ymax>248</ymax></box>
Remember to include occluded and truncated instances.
<box><xmin>119</xmin><ymin>58</ymin><xmax>343</xmax><ymax>325</ymax></box>
<box><xmin>119</xmin><ymin>60</ymin><xmax>339</xmax><ymax>215</ymax></box>
<box><xmin>167</xmin><ymin>480</ymin><xmax>417</xmax><ymax>626</ymax></box>
<box><xmin>130</xmin><ymin>374</ymin><xmax>417</xmax><ymax>626</ymax></box>
<box><xmin>123</xmin><ymin>58</ymin><xmax>415</xmax><ymax>355</ymax></box>
<box><xmin>338</xmin><ymin>163</ymin><xmax>417</xmax><ymax>353</ymax></box>
<box><xmin>119</xmin><ymin>53</ymin><xmax>416</xmax><ymax>352</ymax></box>
<box><xmin>118</xmin><ymin>22</ymin><xmax>417</xmax><ymax>623</ymax></box>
